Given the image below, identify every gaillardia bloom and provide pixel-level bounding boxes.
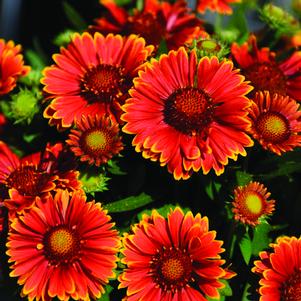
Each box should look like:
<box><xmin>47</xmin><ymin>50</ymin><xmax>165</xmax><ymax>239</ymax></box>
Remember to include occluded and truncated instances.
<box><xmin>119</xmin><ymin>207</ymin><xmax>235</xmax><ymax>300</ymax></box>
<box><xmin>42</xmin><ymin>32</ymin><xmax>153</xmax><ymax>129</ymax></box>
<box><xmin>252</xmin><ymin>236</ymin><xmax>301</xmax><ymax>300</ymax></box>
<box><xmin>122</xmin><ymin>47</ymin><xmax>253</xmax><ymax>179</ymax></box>
<box><xmin>0</xmin><ymin>141</ymin><xmax>81</xmax><ymax>217</ymax></box>
<box><xmin>7</xmin><ymin>189</ymin><xmax>120</xmax><ymax>301</ymax></box>
<box><xmin>231</xmin><ymin>34</ymin><xmax>301</xmax><ymax>100</ymax></box>
<box><xmin>232</xmin><ymin>181</ymin><xmax>275</xmax><ymax>226</ymax></box>
<box><xmin>196</xmin><ymin>0</ymin><xmax>241</xmax><ymax>14</ymax></box>
<box><xmin>66</xmin><ymin>114</ymin><xmax>123</xmax><ymax>166</ymax></box>
<box><xmin>248</xmin><ymin>91</ymin><xmax>301</xmax><ymax>155</ymax></box>
<box><xmin>0</xmin><ymin>39</ymin><xmax>30</xmax><ymax>95</ymax></box>
<box><xmin>90</xmin><ymin>0</ymin><xmax>204</xmax><ymax>50</ymax></box>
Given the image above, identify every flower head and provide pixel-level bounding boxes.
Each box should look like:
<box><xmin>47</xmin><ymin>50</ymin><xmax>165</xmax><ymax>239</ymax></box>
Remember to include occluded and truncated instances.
<box><xmin>231</xmin><ymin>34</ymin><xmax>301</xmax><ymax>100</ymax></box>
<box><xmin>248</xmin><ymin>91</ymin><xmax>301</xmax><ymax>155</ymax></box>
<box><xmin>90</xmin><ymin>0</ymin><xmax>204</xmax><ymax>51</ymax></box>
<box><xmin>42</xmin><ymin>32</ymin><xmax>153</xmax><ymax>129</ymax></box>
<box><xmin>119</xmin><ymin>207</ymin><xmax>235</xmax><ymax>300</ymax></box>
<box><xmin>6</xmin><ymin>189</ymin><xmax>120</xmax><ymax>301</ymax></box>
<box><xmin>122</xmin><ymin>47</ymin><xmax>253</xmax><ymax>179</ymax></box>
<box><xmin>66</xmin><ymin>114</ymin><xmax>123</xmax><ymax>166</ymax></box>
<box><xmin>0</xmin><ymin>39</ymin><xmax>30</xmax><ymax>95</ymax></box>
<box><xmin>232</xmin><ymin>181</ymin><xmax>275</xmax><ymax>226</ymax></box>
<box><xmin>252</xmin><ymin>236</ymin><xmax>301</xmax><ymax>300</ymax></box>
<box><xmin>196</xmin><ymin>0</ymin><xmax>241</xmax><ymax>14</ymax></box>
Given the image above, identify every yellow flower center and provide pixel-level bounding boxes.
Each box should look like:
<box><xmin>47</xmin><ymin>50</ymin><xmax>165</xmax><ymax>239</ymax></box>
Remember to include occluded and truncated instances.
<box><xmin>281</xmin><ymin>269</ymin><xmax>301</xmax><ymax>301</ymax></box>
<box><xmin>161</xmin><ymin>258</ymin><xmax>185</xmax><ymax>281</ymax></box>
<box><xmin>244</xmin><ymin>192</ymin><xmax>263</xmax><ymax>214</ymax></box>
<box><xmin>49</xmin><ymin>228</ymin><xmax>74</xmax><ymax>256</ymax></box>
<box><xmin>256</xmin><ymin>111</ymin><xmax>290</xmax><ymax>143</ymax></box>
<box><xmin>85</xmin><ymin>130</ymin><xmax>107</xmax><ymax>151</ymax></box>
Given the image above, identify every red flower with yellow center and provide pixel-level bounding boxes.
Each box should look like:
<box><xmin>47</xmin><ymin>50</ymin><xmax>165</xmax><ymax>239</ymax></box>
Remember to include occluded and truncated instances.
<box><xmin>6</xmin><ymin>189</ymin><xmax>120</xmax><ymax>301</ymax></box>
<box><xmin>232</xmin><ymin>181</ymin><xmax>275</xmax><ymax>226</ymax></box>
<box><xmin>0</xmin><ymin>141</ymin><xmax>81</xmax><ymax>218</ymax></box>
<box><xmin>42</xmin><ymin>32</ymin><xmax>153</xmax><ymax>129</ymax></box>
<box><xmin>66</xmin><ymin>114</ymin><xmax>123</xmax><ymax>166</ymax></box>
<box><xmin>90</xmin><ymin>0</ymin><xmax>205</xmax><ymax>50</ymax></box>
<box><xmin>119</xmin><ymin>207</ymin><xmax>235</xmax><ymax>300</ymax></box>
<box><xmin>231</xmin><ymin>35</ymin><xmax>301</xmax><ymax>100</ymax></box>
<box><xmin>122</xmin><ymin>47</ymin><xmax>253</xmax><ymax>179</ymax></box>
<box><xmin>252</xmin><ymin>236</ymin><xmax>301</xmax><ymax>301</ymax></box>
<box><xmin>196</xmin><ymin>0</ymin><xmax>241</xmax><ymax>14</ymax></box>
<box><xmin>248</xmin><ymin>91</ymin><xmax>301</xmax><ymax>155</ymax></box>
<box><xmin>0</xmin><ymin>39</ymin><xmax>30</xmax><ymax>96</ymax></box>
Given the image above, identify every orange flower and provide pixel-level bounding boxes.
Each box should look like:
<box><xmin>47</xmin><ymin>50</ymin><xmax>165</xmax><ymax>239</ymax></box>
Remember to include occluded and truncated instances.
<box><xmin>90</xmin><ymin>0</ymin><xmax>205</xmax><ymax>50</ymax></box>
<box><xmin>232</xmin><ymin>181</ymin><xmax>275</xmax><ymax>226</ymax></box>
<box><xmin>6</xmin><ymin>189</ymin><xmax>120</xmax><ymax>301</ymax></box>
<box><xmin>42</xmin><ymin>32</ymin><xmax>153</xmax><ymax>129</ymax></box>
<box><xmin>0</xmin><ymin>39</ymin><xmax>30</xmax><ymax>95</ymax></box>
<box><xmin>196</xmin><ymin>0</ymin><xmax>241</xmax><ymax>14</ymax></box>
<box><xmin>66</xmin><ymin>114</ymin><xmax>123</xmax><ymax>166</ymax></box>
<box><xmin>248</xmin><ymin>91</ymin><xmax>301</xmax><ymax>155</ymax></box>
<box><xmin>231</xmin><ymin>34</ymin><xmax>301</xmax><ymax>100</ymax></box>
<box><xmin>122</xmin><ymin>47</ymin><xmax>253</xmax><ymax>179</ymax></box>
<box><xmin>119</xmin><ymin>207</ymin><xmax>235</xmax><ymax>300</ymax></box>
<box><xmin>0</xmin><ymin>141</ymin><xmax>81</xmax><ymax>218</ymax></box>
<box><xmin>252</xmin><ymin>236</ymin><xmax>301</xmax><ymax>300</ymax></box>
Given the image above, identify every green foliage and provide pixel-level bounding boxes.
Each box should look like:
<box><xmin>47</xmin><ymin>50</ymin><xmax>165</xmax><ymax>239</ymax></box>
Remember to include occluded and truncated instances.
<box><xmin>62</xmin><ymin>1</ymin><xmax>87</xmax><ymax>31</ymax></box>
<box><xmin>80</xmin><ymin>172</ymin><xmax>110</xmax><ymax>196</ymax></box>
<box><xmin>236</xmin><ymin>171</ymin><xmax>253</xmax><ymax>186</ymax></box>
<box><xmin>251</xmin><ymin>222</ymin><xmax>272</xmax><ymax>255</ymax></box>
<box><xmin>239</xmin><ymin>231</ymin><xmax>252</xmax><ymax>265</ymax></box>
<box><xmin>107</xmin><ymin>159</ymin><xmax>127</xmax><ymax>175</ymax></box>
<box><xmin>53</xmin><ymin>29</ymin><xmax>75</xmax><ymax>47</ymax></box>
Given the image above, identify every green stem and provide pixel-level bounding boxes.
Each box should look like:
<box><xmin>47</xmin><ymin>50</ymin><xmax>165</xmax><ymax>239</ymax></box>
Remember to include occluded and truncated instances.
<box><xmin>241</xmin><ymin>282</ymin><xmax>251</xmax><ymax>300</ymax></box>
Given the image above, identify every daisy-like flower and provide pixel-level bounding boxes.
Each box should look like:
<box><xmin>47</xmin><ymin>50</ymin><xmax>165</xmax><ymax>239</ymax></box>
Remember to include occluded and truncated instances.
<box><xmin>232</xmin><ymin>181</ymin><xmax>275</xmax><ymax>226</ymax></box>
<box><xmin>119</xmin><ymin>207</ymin><xmax>235</xmax><ymax>301</ymax></box>
<box><xmin>248</xmin><ymin>91</ymin><xmax>301</xmax><ymax>155</ymax></box>
<box><xmin>42</xmin><ymin>32</ymin><xmax>153</xmax><ymax>129</ymax></box>
<box><xmin>122</xmin><ymin>47</ymin><xmax>253</xmax><ymax>180</ymax></box>
<box><xmin>66</xmin><ymin>114</ymin><xmax>123</xmax><ymax>166</ymax></box>
<box><xmin>231</xmin><ymin>34</ymin><xmax>301</xmax><ymax>100</ymax></box>
<box><xmin>0</xmin><ymin>39</ymin><xmax>30</xmax><ymax>95</ymax></box>
<box><xmin>252</xmin><ymin>236</ymin><xmax>301</xmax><ymax>300</ymax></box>
<box><xmin>90</xmin><ymin>0</ymin><xmax>204</xmax><ymax>51</ymax></box>
<box><xmin>0</xmin><ymin>141</ymin><xmax>81</xmax><ymax>217</ymax></box>
<box><xmin>196</xmin><ymin>0</ymin><xmax>241</xmax><ymax>14</ymax></box>
<box><xmin>7</xmin><ymin>189</ymin><xmax>120</xmax><ymax>301</ymax></box>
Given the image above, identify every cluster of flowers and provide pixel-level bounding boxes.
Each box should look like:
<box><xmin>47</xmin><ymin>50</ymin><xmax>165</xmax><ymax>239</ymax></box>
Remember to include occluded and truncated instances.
<box><xmin>1</xmin><ymin>0</ymin><xmax>301</xmax><ymax>300</ymax></box>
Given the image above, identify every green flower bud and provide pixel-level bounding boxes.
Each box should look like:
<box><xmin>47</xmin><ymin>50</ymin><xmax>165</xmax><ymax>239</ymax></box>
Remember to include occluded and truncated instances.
<box><xmin>80</xmin><ymin>172</ymin><xmax>110</xmax><ymax>195</ymax></box>
<box><xmin>53</xmin><ymin>30</ymin><xmax>75</xmax><ymax>47</ymax></box>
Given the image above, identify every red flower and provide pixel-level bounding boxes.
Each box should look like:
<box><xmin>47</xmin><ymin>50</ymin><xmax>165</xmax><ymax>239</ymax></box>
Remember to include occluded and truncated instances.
<box><xmin>231</xmin><ymin>34</ymin><xmax>301</xmax><ymax>100</ymax></box>
<box><xmin>0</xmin><ymin>39</ymin><xmax>30</xmax><ymax>95</ymax></box>
<box><xmin>7</xmin><ymin>189</ymin><xmax>120</xmax><ymax>301</ymax></box>
<box><xmin>247</xmin><ymin>91</ymin><xmax>301</xmax><ymax>155</ymax></box>
<box><xmin>232</xmin><ymin>181</ymin><xmax>275</xmax><ymax>226</ymax></box>
<box><xmin>252</xmin><ymin>236</ymin><xmax>301</xmax><ymax>301</ymax></box>
<box><xmin>90</xmin><ymin>0</ymin><xmax>205</xmax><ymax>50</ymax></box>
<box><xmin>42</xmin><ymin>32</ymin><xmax>153</xmax><ymax>129</ymax></box>
<box><xmin>119</xmin><ymin>207</ymin><xmax>235</xmax><ymax>300</ymax></box>
<box><xmin>66</xmin><ymin>114</ymin><xmax>123</xmax><ymax>166</ymax></box>
<box><xmin>196</xmin><ymin>0</ymin><xmax>241</xmax><ymax>14</ymax></box>
<box><xmin>0</xmin><ymin>141</ymin><xmax>81</xmax><ymax>217</ymax></box>
<box><xmin>122</xmin><ymin>47</ymin><xmax>253</xmax><ymax>179</ymax></box>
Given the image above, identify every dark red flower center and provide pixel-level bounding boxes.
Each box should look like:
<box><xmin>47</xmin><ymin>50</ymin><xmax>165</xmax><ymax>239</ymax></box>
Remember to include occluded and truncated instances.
<box><xmin>150</xmin><ymin>247</ymin><xmax>192</xmax><ymax>292</ymax></box>
<box><xmin>163</xmin><ymin>87</ymin><xmax>214</xmax><ymax>135</ymax></box>
<box><xmin>43</xmin><ymin>225</ymin><xmax>81</xmax><ymax>265</ymax></box>
<box><xmin>81</xmin><ymin>64</ymin><xmax>125</xmax><ymax>102</ymax></box>
<box><xmin>256</xmin><ymin>111</ymin><xmax>290</xmax><ymax>143</ymax></box>
<box><xmin>243</xmin><ymin>62</ymin><xmax>287</xmax><ymax>95</ymax></box>
<box><xmin>126</xmin><ymin>12</ymin><xmax>165</xmax><ymax>47</ymax></box>
<box><xmin>281</xmin><ymin>269</ymin><xmax>301</xmax><ymax>301</ymax></box>
<box><xmin>6</xmin><ymin>165</ymin><xmax>50</xmax><ymax>196</ymax></box>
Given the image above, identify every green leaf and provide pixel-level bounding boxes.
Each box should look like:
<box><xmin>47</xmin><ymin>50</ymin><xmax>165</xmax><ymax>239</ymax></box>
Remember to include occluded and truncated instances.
<box><xmin>239</xmin><ymin>232</ymin><xmax>252</xmax><ymax>265</ymax></box>
<box><xmin>107</xmin><ymin>159</ymin><xmax>127</xmax><ymax>175</ymax></box>
<box><xmin>104</xmin><ymin>193</ymin><xmax>153</xmax><ymax>213</ymax></box>
<box><xmin>62</xmin><ymin>1</ymin><xmax>87</xmax><ymax>31</ymax></box>
<box><xmin>96</xmin><ymin>285</ymin><xmax>113</xmax><ymax>301</ymax></box>
<box><xmin>219</xmin><ymin>279</ymin><xmax>233</xmax><ymax>297</ymax></box>
<box><xmin>251</xmin><ymin>222</ymin><xmax>272</xmax><ymax>255</ymax></box>
<box><xmin>236</xmin><ymin>171</ymin><xmax>253</xmax><ymax>186</ymax></box>
<box><xmin>258</xmin><ymin>161</ymin><xmax>301</xmax><ymax>179</ymax></box>
<box><xmin>25</xmin><ymin>49</ymin><xmax>46</xmax><ymax>70</ymax></box>
<box><xmin>136</xmin><ymin>0</ymin><xmax>144</xmax><ymax>11</ymax></box>
<box><xmin>205</xmin><ymin>180</ymin><xmax>222</xmax><ymax>200</ymax></box>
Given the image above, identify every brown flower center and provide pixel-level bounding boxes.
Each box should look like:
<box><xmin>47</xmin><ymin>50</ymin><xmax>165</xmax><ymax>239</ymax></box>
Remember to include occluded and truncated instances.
<box><xmin>43</xmin><ymin>225</ymin><xmax>81</xmax><ymax>265</ymax></box>
<box><xmin>244</xmin><ymin>62</ymin><xmax>287</xmax><ymax>95</ymax></box>
<box><xmin>163</xmin><ymin>87</ymin><xmax>214</xmax><ymax>135</ymax></box>
<box><xmin>281</xmin><ymin>269</ymin><xmax>301</xmax><ymax>301</ymax></box>
<box><xmin>81</xmin><ymin>64</ymin><xmax>125</xmax><ymax>102</ymax></box>
<box><xmin>6</xmin><ymin>165</ymin><xmax>49</xmax><ymax>196</ymax></box>
<box><xmin>150</xmin><ymin>247</ymin><xmax>192</xmax><ymax>292</ymax></box>
<box><xmin>256</xmin><ymin>111</ymin><xmax>290</xmax><ymax>143</ymax></box>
